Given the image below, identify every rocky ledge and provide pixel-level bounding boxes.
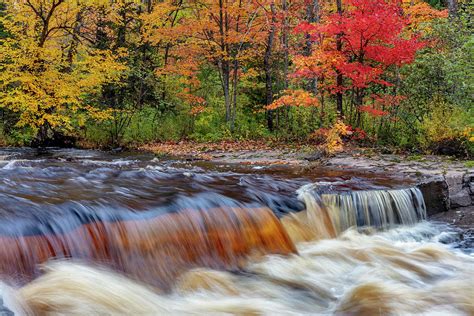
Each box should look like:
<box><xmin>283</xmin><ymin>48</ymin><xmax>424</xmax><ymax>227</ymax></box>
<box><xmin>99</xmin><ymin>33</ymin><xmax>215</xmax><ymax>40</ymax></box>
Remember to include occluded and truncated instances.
<box><xmin>323</xmin><ymin>153</ymin><xmax>474</xmax><ymax>226</ymax></box>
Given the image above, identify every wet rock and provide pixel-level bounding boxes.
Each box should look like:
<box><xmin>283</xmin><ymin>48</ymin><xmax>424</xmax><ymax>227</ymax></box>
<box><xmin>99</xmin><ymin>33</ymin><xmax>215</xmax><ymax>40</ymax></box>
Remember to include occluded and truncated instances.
<box><xmin>463</xmin><ymin>172</ymin><xmax>474</xmax><ymax>184</ymax></box>
<box><xmin>437</xmin><ymin>231</ymin><xmax>462</xmax><ymax>244</ymax></box>
<box><xmin>0</xmin><ymin>297</ymin><xmax>14</xmax><ymax>316</ymax></box>
<box><xmin>304</xmin><ymin>150</ymin><xmax>325</xmax><ymax>161</ymax></box>
<box><xmin>430</xmin><ymin>206</ymin><xmax>474</xmax><ymax>229</ymax></box>
<box><xmin>457</xmin><ymin>228</ymin><xmax>474</xmax><ymax>251</ymax></box>
<box><xmin>450</xmin><ymin>189</ymin><xmax>472</xmax><ymax>208</ymax></box>
<box><xmin>417</xmin><ymin>176</ymin><xmax>449</xmax><ymax>216</ymax></box>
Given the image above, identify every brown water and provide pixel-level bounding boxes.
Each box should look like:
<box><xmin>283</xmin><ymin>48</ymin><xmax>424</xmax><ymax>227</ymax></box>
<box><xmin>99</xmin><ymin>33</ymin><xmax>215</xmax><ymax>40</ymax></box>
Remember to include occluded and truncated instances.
<box><xmin>0</xmin><ymin>148</ymin><xmax>472</xmax><ymax>315</ymax></box>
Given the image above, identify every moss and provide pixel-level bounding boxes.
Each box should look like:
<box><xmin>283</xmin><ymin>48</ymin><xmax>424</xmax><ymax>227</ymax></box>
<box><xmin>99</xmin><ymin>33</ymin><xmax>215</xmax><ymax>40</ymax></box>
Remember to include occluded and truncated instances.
<box><xmin>407</xmin><ymin>154</ymin><xmax>425</xmax><ymax>162</ymax></box>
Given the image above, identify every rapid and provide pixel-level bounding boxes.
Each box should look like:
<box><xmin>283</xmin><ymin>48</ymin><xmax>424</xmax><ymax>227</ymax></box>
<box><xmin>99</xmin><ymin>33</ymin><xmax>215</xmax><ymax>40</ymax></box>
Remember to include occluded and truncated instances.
<box><xmin>0</xmin><ymin>148</ymin><xmax>472</xmax><ymax>315</ymax></box>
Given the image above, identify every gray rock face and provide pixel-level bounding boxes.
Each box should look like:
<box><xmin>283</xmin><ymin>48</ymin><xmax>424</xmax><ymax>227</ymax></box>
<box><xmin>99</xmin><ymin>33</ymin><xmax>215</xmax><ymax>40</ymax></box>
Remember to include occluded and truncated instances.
<box><xmin>446</xmin><ymin>173</ymin><xmax>466</xmax><ymax>195</ymax></box>
<box><xmin>418</xmin><ymin>170</ymin><xmax>474</xmax><ymax>215</ymax></box>
<box><xmin>418</xmin><ymin>177</ymin><xmax>449</xmax><ymax>216</ymax></box>
<box><xmin>463</xmin><ymin>172</ymin><xmax>474</xmax><ymax>184</ymax></box>
<box><xmin>450</xmin><ymin>188</ymin><xmax>472</xmax><ymax>208</ymax></box>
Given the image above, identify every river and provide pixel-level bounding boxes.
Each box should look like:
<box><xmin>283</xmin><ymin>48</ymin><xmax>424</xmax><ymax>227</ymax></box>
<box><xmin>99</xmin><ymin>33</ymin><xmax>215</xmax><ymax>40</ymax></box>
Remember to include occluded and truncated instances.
<box><xmin>0</xmin><ymin>148</ymin><xmax>472</xmax><ymax>315</ymax></box>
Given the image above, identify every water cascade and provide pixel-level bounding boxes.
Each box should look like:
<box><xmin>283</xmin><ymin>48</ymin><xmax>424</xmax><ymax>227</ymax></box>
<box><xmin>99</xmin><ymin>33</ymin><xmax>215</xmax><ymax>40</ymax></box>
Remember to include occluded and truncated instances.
<box><xmin>281</xmin><ymin>186</ymin><xmax>426</xmax><ymax>243</ymax></box>
<box><xmin>0</xmin><ymin>184</ymin><xmax>428</xmax><ymax>289</ymax></box>
<box><xmin>0</xmin><ymin>206</ymin><xmax>296</xmax><ymax>290</ymax></box>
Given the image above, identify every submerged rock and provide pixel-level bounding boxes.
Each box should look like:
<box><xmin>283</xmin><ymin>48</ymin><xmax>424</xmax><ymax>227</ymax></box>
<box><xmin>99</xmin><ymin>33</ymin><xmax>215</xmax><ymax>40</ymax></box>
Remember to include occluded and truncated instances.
<box><xmin>436</xmin><ymin>231</ymin><xmax>462</xmax><ymax>244</ymax></box>
<box><xmin>0</xmin><ymin>298</ymin><xmax>14</xmax><ymax>316</ymax></box>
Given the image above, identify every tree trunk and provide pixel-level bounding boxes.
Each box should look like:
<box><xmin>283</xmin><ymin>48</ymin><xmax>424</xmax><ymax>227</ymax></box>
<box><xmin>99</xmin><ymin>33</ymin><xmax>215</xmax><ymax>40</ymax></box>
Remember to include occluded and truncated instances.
<box><xmin>264</xmin><ymin>3</ymin><xmax>276</xmax><ymax>131</ymax></box>
<box><xmin>231</xmin><ymin>58</ymin><xmax>238</xmax><ymax>132</ymax></box>
<box><xmin>220</xmin><ymin>60</ymin><xmax>232</xmax><ymax>123</ymax></box>
<box><xmin>335</xmin><ymin>0</ymin><xmax>344</xmax><ymax>118</ymax></box>
<box><xmin>280</xmin><ymin>0</ymin><xmax>290</xmax><ymax>131</ymax></box>
<box><xmin>217</xmin><ymin>0</ymin><xmax>232</xmax><ymax>124</ymax></box>
<box><xmin>161</xmin><ymin>1</ymin><xmax>182</xmax><ymax>103</ymax></box>
<box><xmin>305</xmin><ymin>0</ymin><xmax>320</xmax><ymax>95</ymax></box>
<box><xmin>355</xmin><ymin>88</ymin><xmax>364</xmax><ymax>128</ymax></box>
<box><xmin>64</xmin><ymin>10</ymin><xmax>83</xmax><ymax>71</ymax></box>
<box><xmin>282</xmin><ymin>0</ymin><xmax>289</xmax><ymax>91</ymax></box>
<box><xmin>447</xmin><ymin>0</ymin><xmax>458</xmax><ymax>19</ymax></box>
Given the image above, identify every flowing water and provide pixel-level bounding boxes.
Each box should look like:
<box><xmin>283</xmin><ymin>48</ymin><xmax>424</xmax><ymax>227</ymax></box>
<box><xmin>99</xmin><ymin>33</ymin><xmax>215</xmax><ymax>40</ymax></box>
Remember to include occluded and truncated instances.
<box><xmin>0</xmin><ymin>148</ymin><xmax>472</xmax><ymax>315</ymax></box>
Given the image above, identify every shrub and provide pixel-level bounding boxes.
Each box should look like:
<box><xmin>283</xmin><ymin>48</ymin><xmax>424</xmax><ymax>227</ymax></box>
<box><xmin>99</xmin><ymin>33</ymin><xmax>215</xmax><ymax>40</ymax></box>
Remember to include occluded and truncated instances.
<box><xmin>310</xmin><ymin>120</ymin><xmax>349</xmax><ymax>155</ymax></box>
<box><xmin>419</xmin><ymin>102</ymin><xmax>473</xmax><ymax>157</ymax></box>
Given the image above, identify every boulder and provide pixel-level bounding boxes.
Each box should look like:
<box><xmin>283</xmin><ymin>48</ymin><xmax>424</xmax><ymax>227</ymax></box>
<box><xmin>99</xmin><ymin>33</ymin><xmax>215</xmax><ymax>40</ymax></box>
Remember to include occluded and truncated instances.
<box><xmin>450</xmin><ymin>188</ymin><xmax>472</xmax><ymax>208</ymax></box>
<box><xmin>437</xmin><ymin>231</ymin><xmax>462</xmax><ymax>244</ymax></box>
<box><xmin>417</xmin><ymin>176</ymin><xmax>449</xmax><ymax>216</ymax></box>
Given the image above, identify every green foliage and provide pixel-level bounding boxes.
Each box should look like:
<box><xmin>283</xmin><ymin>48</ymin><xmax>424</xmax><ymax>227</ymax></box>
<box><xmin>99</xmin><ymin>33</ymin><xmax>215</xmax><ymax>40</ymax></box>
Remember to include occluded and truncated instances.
<box><xmin>410</xmin><ymin>100</ymin><xmax>472</xmax><ymax>156</ymax></box>
<box><xmin>191</xmin><ymin>109</ymin><xmax>230</xmax><ymax>142</ymax></box>
<box><xmin>0</xmin><ymin>123</ymin><xmax>34</xmax><ymax>146</ymax></box>
<box><xmin>396</xmin><ymin>12</ymin><xmax>473</xmax><ymax>156</ymax></box>
<box><xmin>190</xmin><ymin>108</ymin><xmax>269</xmax><ymax>142</ymax></box>
<box><xmin>401</xmin><ymin>20</ymin><xmax>473</xmax><ymax>111</ymax></box>
<box><xmin>465</xmin><ymin>161</ymin><xmax>474</xmax><ymax>168</ymax></box>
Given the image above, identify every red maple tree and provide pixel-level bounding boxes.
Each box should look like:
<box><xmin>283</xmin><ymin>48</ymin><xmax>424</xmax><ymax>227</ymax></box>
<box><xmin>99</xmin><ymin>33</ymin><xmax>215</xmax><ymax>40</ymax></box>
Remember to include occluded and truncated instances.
<box><xmin>292</xmin><ymin>0</ymin><xmax>426</xmax><ymax>124</ymax></box>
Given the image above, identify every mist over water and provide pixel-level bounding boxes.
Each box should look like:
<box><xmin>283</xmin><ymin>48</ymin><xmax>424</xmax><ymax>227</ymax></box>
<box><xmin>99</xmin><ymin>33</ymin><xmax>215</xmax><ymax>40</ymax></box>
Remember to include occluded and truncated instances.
<box><xmin>0</xmin><ymin>148</ymin><xmax>472</xmax><ymax>315</ymax></box>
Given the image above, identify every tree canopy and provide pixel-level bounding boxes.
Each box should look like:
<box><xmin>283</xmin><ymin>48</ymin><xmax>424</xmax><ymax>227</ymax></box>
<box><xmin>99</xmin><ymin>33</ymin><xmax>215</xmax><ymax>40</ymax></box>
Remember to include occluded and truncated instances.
<box><xmin>0</xmin><ymin>0</ymin><xmax>471</xmax><ymax>156</ymax></box>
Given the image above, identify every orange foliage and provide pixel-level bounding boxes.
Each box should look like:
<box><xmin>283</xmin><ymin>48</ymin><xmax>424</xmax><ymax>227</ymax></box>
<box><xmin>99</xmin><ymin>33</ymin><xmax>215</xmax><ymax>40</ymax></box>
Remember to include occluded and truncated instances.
<box><xmin>267</xmin><ymin>89</ymin><xmax>319</xmax><ymax>110</ymax></box>
<box><xmin>403</xmin><ymin>0</ymin><xmax>448</xmax><ymax>32</ymax></box>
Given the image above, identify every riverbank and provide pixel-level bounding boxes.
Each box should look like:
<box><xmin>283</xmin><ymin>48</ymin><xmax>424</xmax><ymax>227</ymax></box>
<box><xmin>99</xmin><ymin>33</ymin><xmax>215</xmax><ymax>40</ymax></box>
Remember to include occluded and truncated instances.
<box><xmin>140</xmin><ymin>141</ymin><xmax>303</xmax><ymax>165</ymax></box>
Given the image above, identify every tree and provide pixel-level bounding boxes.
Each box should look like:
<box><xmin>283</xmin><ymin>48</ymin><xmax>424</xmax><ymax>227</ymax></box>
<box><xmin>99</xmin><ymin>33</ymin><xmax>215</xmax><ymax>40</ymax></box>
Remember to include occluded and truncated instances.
<box><xmin>292</xmin><ymin>0</ymin><xmax>425</xmax><ymax>127</ymax></box>
<box><xmin>90</xmin><ymin>1</ymin><xmax>161</xmax><ymax>146</ymax></box>
<box><xmin>0</xmin><ymin>0</ymin><xmax>124</xmax><ymax>145</ymax></box>
<box><xmin>186</xmin><ymin>0</ymin><xmax>267</xmax><ymax>130</ymax></box>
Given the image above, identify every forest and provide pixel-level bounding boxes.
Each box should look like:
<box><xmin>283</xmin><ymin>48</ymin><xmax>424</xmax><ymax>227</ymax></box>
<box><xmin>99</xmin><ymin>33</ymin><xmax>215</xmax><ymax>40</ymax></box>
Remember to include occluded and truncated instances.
<box><xmin>0</xmin><ymin>0</ymin><xmax>472</xmax><ymax>156</ymax></box>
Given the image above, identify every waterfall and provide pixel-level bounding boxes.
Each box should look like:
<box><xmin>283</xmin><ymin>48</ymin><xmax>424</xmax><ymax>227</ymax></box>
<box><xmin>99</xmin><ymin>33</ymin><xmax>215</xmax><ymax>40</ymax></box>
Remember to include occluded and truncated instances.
<box><xmin>0</xmin><ymin>206</ymin><xmax>296</xmax><ymax>290</ymax></box>
<box><xmin>0</xmin><ymin>183</ymin><xmax>428</xmax><ymax>290</ymax></box>
<box><xmin>281</xmin><ymin>186</ymin><xmax>427</xmax><ymax>243</ymax></box>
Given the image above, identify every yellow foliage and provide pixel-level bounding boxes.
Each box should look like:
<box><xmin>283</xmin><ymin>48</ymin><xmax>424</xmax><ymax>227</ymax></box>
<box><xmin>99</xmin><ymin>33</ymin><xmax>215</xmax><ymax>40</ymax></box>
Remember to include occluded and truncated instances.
<box><xmin>0</xmin><ymin>0</ymin><xmax>125</xmax><ymax>136</ymax></box>
<box><xmin>310</xmin><ymin>120</ymin><xmax>349</xmax><ymax>155</ymax></box>
<box><xmin>268</xmin><ymin>90</ymin><xmax>319</xmax><ymax>110</ymax></box>
<box><xmin>324</xmin><ymin>120</ymin><xmax>349</xmax><ymax>155</ymax></box>
<box><xmin>402</xmin><ymin>0</ymin><xmax>448</xmax><ymax>34</ymax></box>
<box><xmin>419</xmin><ymin>102</ymin><xmax>473</xmax><ymax>154</ymax></box>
